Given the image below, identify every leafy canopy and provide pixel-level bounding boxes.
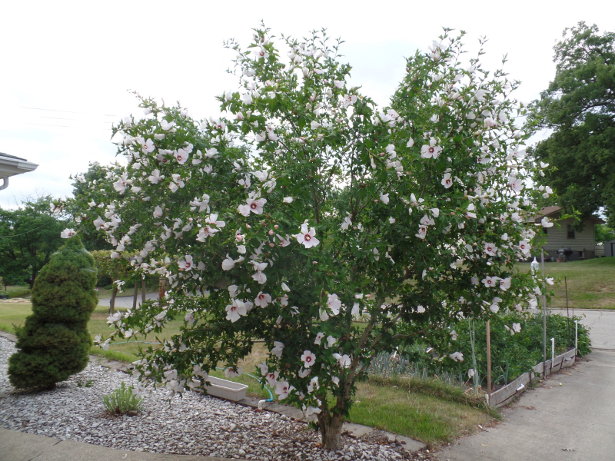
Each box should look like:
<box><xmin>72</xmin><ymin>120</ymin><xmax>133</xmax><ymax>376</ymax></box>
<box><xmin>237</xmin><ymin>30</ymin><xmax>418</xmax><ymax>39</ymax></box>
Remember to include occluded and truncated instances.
<box><xmin>532</xmin><ymin>22</ymin><xmax>615</xmax><ymax>222</ymax></box>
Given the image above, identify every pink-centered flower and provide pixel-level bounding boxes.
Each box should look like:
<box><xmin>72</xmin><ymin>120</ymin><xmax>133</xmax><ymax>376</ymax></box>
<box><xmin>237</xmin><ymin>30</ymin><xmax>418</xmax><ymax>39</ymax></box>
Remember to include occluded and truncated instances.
<box><xmin>441</xmin><ymin>173</ymin><xmax>453</xmax><ymax>188</ymax></box>
<box><xmin>254</xmin><ymin>292</ymin><xmax>272</xmax><ymax>308</ymax></box>
<box><xmin>295</xmin><ymin>221</ymin><xmax>319</xmax><ymax>248</ymax></box>
<box><xmin>225</xmin><ymin>300</ymin><xmax>247</xmax><ymax>323</ymax></box>
<box><xmin>484</xmin><ymin>243</ymin><xmax>497</xmax><ymax>257</ymax></box>
<box><xmin>60</xmin><ymin>228</ymin><xmax>76</xmax><ymax>239</ymax></box>
<box><xmin>301</xmin><ymin>350</ymin><xmax>316</xmax><ymax>368</ymax></box>
<box><xmin>238</xmin><ymin>196</ymin><xmax>267</xmax><ymax>217</ymax></box>
<box><xmin>178</xmin><ymin>255</ymin><xmax>193</xmax><ymax>271</ymax></box>
<box><xmin>482</xmin><ymin>276</ymin><xmax>498</xmax><ymax>288</ymax></box>
<box><xmin>420</xmin><ymin>138</ymin><xmax>442</xmax><ymax>159</ymax></box>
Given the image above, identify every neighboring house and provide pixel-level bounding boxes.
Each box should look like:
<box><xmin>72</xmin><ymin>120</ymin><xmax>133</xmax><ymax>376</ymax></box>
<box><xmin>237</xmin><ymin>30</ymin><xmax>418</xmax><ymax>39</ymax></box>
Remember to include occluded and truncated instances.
<box><xmin>533</xmin><ymin>206</ymin><xmax>603</xmax><ymax>261</ymax></box>
<box><xmin>0</xmin><ymin>152</ymin><xmax>38</xmax><ymax>190</ymax></box>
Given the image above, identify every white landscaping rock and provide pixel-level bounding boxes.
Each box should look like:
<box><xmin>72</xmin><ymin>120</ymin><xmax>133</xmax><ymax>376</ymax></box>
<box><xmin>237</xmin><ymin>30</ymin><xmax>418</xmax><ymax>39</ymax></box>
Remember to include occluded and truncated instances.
<box><xmin>0</xmin><ymin>336</ymin><xmax>413</xmax><ymax>460</ymax></box>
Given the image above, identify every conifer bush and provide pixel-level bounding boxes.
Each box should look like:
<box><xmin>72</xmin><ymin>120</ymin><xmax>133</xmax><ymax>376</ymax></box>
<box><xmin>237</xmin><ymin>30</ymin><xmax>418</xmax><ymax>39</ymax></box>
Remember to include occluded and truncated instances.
<box><xmin>8</xmin><ymin>236</ymin><xmax>98</xmax><ymax>390</ymax></box>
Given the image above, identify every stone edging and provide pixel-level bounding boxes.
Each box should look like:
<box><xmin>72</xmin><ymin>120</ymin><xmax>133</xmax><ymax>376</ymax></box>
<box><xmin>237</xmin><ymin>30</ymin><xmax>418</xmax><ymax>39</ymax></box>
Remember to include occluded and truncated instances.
<box><xmin>487</xmin><ymin>348</ymin><xmax>577</xmax><ymax>407</ymax></box>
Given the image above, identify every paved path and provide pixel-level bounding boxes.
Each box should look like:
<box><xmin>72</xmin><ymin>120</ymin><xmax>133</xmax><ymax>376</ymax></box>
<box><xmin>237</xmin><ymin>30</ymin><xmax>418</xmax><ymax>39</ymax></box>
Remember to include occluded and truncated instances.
<box><xmin>98</xmin><ymin>292</ymin><xmax>158</xmax><ymax>309</ymax></box>
<box><xmin>0</xmin><ymin>427</ymin><xmax>242</xmax><ymax>461</ymax></box>
<box><xmin>436</xmin><ymin>309</ymin><xmax>615</xmax><ymax>461</ymax></box>
<box><xmin>551</xmin><ymin>308</ymin><xmax>615</xmax><ymax>350</ymax></box>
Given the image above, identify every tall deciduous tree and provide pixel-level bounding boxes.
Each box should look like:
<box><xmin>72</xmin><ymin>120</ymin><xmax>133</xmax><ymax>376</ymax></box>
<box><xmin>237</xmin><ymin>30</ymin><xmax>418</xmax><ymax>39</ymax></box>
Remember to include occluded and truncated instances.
<box><xmin>0</xmin><ymin>197</ymin><xmax>67</xmax><ymax>286</ymax></box>
<box><xmin>532</xmin><ymin>22</ymin><xmax>615</xmax><ymax>223</ymax></box>
<box><xmin>87</xmin><ymin>28</ymin><xmax>547</xmax><ymax>449</ymax></box>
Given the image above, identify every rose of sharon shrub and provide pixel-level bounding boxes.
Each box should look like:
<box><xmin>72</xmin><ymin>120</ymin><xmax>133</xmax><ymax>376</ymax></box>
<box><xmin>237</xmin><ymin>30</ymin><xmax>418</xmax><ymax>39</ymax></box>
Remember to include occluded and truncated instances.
<box><xmin>79</xmin><ymin>28</ymin><xmax>551</xmax><ymax>449</ymax></box>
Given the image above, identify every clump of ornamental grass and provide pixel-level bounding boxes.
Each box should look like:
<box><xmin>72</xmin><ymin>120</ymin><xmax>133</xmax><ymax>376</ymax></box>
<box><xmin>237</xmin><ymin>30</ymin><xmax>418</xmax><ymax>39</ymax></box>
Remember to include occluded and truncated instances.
<box><xmin>102</xmin><ymin>382</ymin><xmax>143</xmax><ymax>415</ymax></box>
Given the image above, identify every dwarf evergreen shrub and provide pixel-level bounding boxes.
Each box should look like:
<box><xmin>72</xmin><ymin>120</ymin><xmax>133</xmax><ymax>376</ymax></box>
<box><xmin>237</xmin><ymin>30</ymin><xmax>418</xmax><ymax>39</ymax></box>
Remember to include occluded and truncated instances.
<box><xmin>8</xmin><ymin>236</ymin><xmax>97</xmax><ymax>390</ymax></box>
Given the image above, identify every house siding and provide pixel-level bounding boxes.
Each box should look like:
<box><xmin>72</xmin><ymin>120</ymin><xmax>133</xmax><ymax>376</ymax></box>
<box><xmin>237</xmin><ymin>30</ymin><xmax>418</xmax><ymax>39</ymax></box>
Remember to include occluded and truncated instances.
<box><xmin>542</xmin><ymin>218</ymin><xmax>597</xmax><ymax>259</ymax></box>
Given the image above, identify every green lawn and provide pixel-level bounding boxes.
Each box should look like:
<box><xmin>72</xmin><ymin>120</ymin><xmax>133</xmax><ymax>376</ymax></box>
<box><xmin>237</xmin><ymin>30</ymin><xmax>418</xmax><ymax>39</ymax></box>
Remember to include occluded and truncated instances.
<box><xmin>0</xmin><ymin>300</ymin><xmax>494</xmax><ymax>446</ymax></box>
<box><xmin>517</xmin><ymin>257</ymin><xmax>615</xmax><ymax>309</ymax></box>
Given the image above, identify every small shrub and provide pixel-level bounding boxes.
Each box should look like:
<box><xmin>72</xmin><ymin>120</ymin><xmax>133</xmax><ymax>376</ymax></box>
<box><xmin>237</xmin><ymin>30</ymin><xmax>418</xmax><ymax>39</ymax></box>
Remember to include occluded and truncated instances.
<box><xmin>8</xmin><ymin>237</ymin><xmax>97</xmax><ymax>390</ymax></box>
<box><xmin>103</xmin><ymin>382</ymin><xmax>143</xmax><ymax>415</ymax></box>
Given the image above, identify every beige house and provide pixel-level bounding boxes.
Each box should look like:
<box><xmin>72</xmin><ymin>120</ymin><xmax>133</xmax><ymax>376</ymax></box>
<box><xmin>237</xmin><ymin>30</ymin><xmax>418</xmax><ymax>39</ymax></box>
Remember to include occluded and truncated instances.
<box><xmin>534</xmin><ymin>206</ymin><xmax>603</xmax><ymax>261</ymax></box>
<box><xmin>0</xmin><ymin>152</ymin><xmax>38</xmax><ymax>190</ymax></box>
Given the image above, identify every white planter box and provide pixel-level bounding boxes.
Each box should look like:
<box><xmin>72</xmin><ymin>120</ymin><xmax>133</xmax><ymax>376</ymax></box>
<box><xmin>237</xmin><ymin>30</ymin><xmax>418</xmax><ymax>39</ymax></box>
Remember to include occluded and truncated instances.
<box><xmin>204</xmin><ymin>376</ymin><xmax>248</xmax><ymax>401</ymax></box>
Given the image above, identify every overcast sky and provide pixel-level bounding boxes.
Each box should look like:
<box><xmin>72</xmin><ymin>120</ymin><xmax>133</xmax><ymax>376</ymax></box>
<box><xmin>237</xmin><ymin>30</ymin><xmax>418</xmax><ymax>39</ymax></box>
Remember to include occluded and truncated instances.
<box><xmin>1</xmin><ymin>0</ymin><xmax>613</xmax><ymax>209</ymax></box>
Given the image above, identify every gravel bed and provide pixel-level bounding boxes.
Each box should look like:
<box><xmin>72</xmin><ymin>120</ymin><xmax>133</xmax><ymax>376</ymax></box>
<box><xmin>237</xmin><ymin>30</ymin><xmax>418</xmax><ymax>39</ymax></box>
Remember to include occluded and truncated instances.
<box><xmin>0</xmin><ymin>336</ymin><xmax>432</xmax><ymax>460</ymax></box>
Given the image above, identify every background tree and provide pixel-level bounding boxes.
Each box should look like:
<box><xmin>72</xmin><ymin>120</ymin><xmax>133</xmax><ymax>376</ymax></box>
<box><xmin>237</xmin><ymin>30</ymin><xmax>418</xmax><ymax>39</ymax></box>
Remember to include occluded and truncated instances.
<box><xmin>532</xmin><ymin>22</ymin><xmax>615</xmax><ymax>223</ymax></box>
<box><xmin>8</xmin><ymin>235</ymin><xmax>98</xmax><ymax>390</ymax></box>
<box><xmin>0</xmin><ymin>197</ymin><xmax>68</xmax><ymax>286</ymax></box>
<box><xmin>87</xmin><ymin>28</ymin><xmax>546</xmax><ymax>449</ymax></box>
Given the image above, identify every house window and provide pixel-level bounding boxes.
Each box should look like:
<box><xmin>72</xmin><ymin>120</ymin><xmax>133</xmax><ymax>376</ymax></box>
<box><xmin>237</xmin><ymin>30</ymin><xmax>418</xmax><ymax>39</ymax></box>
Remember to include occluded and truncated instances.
<box><xmin>567</xmin><ymin>224</ymin><xmax>575</xmax><ymax>239</ymax></box>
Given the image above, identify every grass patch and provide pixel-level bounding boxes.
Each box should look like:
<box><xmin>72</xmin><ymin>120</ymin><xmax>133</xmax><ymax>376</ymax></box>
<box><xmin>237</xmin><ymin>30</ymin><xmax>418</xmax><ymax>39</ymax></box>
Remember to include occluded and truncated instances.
<box><xmin>350</xmin><ymin>376</ymin><xmax>496</xmax><ymax>445</ymax></box>
<box><xmin>517</xmin><ymin>257</ymin><xmax>615</xmax><ymax>309</ymax></box>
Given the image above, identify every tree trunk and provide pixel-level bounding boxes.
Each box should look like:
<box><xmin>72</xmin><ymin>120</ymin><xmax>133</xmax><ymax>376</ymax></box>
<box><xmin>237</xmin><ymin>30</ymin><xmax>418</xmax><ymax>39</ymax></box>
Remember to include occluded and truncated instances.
<box><xmin>109</xmin><ymin>285</ymin><xmax>118</xmax><ymax>315</ymax></box>
<box><xmin>317</xmin><ymin>411</ymin><xmax>344</xmax><ymax>450</ymax></box>
<box><xmin>158</xmin><ymin>277</ymin><xmax>166</xmax><ymax>302</ymax></box>
<box><xmin>132</xmin><ymin>281</ymin><xmax>138</xmax><ymax>309</ymax></box>
<box><xmin>141</xmin><ymin>279</ymin><xmax>146</xmax><ymax>303</ymax></box>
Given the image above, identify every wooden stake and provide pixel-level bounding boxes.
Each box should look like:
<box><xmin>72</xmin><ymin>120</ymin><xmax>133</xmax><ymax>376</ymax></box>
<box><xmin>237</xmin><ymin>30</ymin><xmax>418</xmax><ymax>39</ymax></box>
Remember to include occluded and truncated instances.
<box><xmin>486</xmin><ymin>319</ymin><xmax>492</xmax><ymax>394</ymax></box>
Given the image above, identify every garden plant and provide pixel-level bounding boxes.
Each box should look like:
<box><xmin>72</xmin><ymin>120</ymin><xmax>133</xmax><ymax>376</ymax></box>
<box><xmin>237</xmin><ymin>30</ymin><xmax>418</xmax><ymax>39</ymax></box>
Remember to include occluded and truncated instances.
<box><xmin>76</xmin><ymin>27</ymin><xmax>551</xmax><ymax>449</ymax></box>
<box><xmin>8</xmin><ymin>235</ymin><xmax>98</xmax><ymax>390</ymax></box>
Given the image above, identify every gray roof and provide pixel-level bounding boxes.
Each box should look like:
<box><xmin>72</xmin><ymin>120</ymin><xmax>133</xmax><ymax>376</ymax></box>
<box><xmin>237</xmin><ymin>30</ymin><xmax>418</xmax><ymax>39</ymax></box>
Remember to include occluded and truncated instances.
<box><xmin>0</xmin><ymin>152</ymin><xmax>38</xmax><ymax>190</ymax></box>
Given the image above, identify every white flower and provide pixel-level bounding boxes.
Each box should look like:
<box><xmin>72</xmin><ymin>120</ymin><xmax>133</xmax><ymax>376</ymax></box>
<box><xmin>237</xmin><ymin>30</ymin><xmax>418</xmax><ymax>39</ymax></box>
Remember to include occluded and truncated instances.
<box><xmin>468</xmin><ymin>368</ymin><xmax>476</xmax><ymax>378</ymax></box>
<box><xmin>327</xmin><ymin>293</ymin><xmax>342</xmax><ymax>315</ymax></box>
<box><xmin>221</xmin><ymin>255</ymin><xmax>235</xmax><ymax>271</ymax></box>
<box><xmin>380</xmin><ymin>193</ymin><xmax>390</xmax><ymax>204</ymax></box>
<box><xmin>301</xmin><ymin>350</ymin><xmax>316</xmax><ymax>368</ymax></box>
<box><xmin>333</xmin><ymin>353</ymin><xmax>352</xmax><ymax>368</ymax></box>
<box><xmin>225</xmin><ymin>300</ymin><xmax>247</xmax><ymax>322</ymax></box>
<box><xmin>238</xmin><ymin>196</ymin><xmax>267</xmax><ymax>216</ymax></box>
<box><xmin>499</xmin><ymin>277</ymin><xmax>512</xmax><ymax>291</ymax></box>
<box><xmin>60</xmin><ymin>228</ymin><xmax>76</xmax><ymax>239</ymax></box>
<box><xmin>175</xmin><ymin>150</ymin><xmax>189</xmax><ymax>164</ymax></box>
<box><xmin>326</xmin><ymin>336</ymin><xmax>337</xmax><ymax>348</ymax></box>
<box><xmin>153</xmin><ymin>206</ymin><xmax>163</xmax><ymax>218</ymax></box>
<box><xmin>314</xmin><ymin>332</ymin><xmax>325</xmax><ymax>345</ymax></box>
<box><xmin>275</xmin><ymin>381</ymin><xmax>291</xmax><ymax>400</ymax></box>
<box><xmin>340</xmin><ymin>213</ymin><xmax>352</xmax><ymax>231</ymax></box>
<box><xmin>295</xmin><ymin>221</ymin><xmax>320</xmax><ymax>248</ymax></box>
<box><xmin>271</xmin><ymin>341</ymin><xmax>284</xmax><ymax>358</ymax></box>
<box><xmin>281</xmin><ymin>282</ymin><xmax>290</xmax><ymax>292</ymax></box>
<box><xmin>113</xmin><ymin>174</ymin><xmax>129</xmax><ymax>194</ymax></box>
<box><xmin>484</xmin><ymin>243</ymin><xmax>497</xmax><ymax>257</ymax></box>
<box><xmin>254</xmin><ymin>292</ymin><xmax>272</xmax><ymax>308</ymax></box>
<box><xmin>420</xmin><ymin>138</ymin><xmax>442</xmax><ymax>159</ymax></box>
<box><xmin>283</xmin><ymin>196</ymin><xmax>294</xmax><ymax>203</ymax></box>
<box><xmin>406</xmin><ymin>138</ymin><xmax>414</xmax><ymax>148</ymax></box>
<box><xmin>148</xmin><ymin>169</ymin><xmax>163</xmax><ymax>184</ymax></box>
<box><xmin>482</xmin><ymin>276</ymin><xmax>498</xmax><ymax>288</ymax></box>
<box><xmin>141</xmin><ymin>138</ymin><xmax>155</xmax><ymax>154</ymax></box>
<box><xmin>518</xmin><ymin>240</ymin><xmax>531</xmax><ymax>256</ymax></box>
<box><xmin>416</xmin><ymin>305</ymin><xmax>426</xmax><ymax>314</ymax></box>
<box><xmin>252</xmin><ymin>271</ymin><xmax>267</xmax><ymax>284</ymax></box>
<box><xmin>512</xmin><ymin>323</ymin><xmax>521</xmax><ymax>333</ymax></box>
<box><xmin>415</xmin><ymin>225</ymin><xmax>428</xmax><ymax>239</ymax></box>
<box><xmin>449</xmin><ymin>352</ymin><xmax>464</xmax><ymax>362</ymax></box>
<box><xmin>541</xmin><ymin>217</ymin><xmax>554</xmax><ymax>228</ymax></box>
<box><xmin>441</xmin><ymin>173</ymin><xmax>453</xmax><ymax>188</ymax></box>
<box><xmin>178</xmin><ymin>255</ymin><xmax>193</xmax><ymax>271</ymax></box>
